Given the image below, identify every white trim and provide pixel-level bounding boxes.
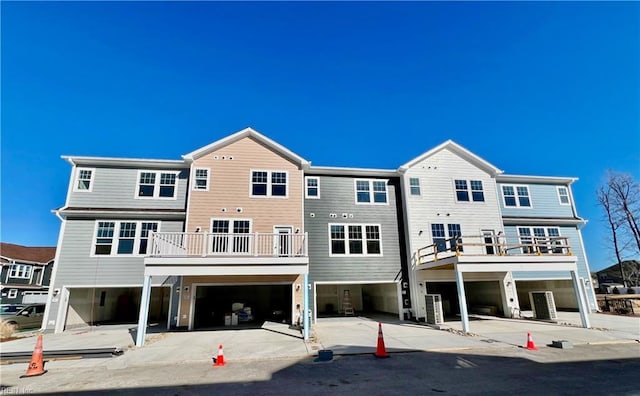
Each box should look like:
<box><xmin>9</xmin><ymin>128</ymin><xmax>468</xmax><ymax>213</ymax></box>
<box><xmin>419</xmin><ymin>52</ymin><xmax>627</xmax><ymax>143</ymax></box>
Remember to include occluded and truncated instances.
<box><xmin>8</xmin><ymin>289</ymin><xmax>18</xmax><ymax>298</ymax></box>
<box><xmin>500</xmin><ymin>184</ymin><xmax>533</xmax><ymax>208</ymax></box>
<box><xmin>9</xmin><ymin>264</ymin><xmax>32</xmax><ymax>279</ymax></box>
<box><xmin>72</xmin><ymin>167</ymin><xmax>95</xmax><ymax>192</ymax></box>
<box><xmin>192</xmin><ymin>167</ymin><xmax>211</xmax><ymax>191</ymax></box>
<box><xmin>145</xmin><ymin>263</ymin><xmax>308</xmax><ymax>277</ymax></box>
<box><xmin>90</xmin><ymin>220</ymin><xmax>161</xmax><ymax>257</ymax></box>
<box><xmin>134</xmin><ymin>170</ymin><xmax>180</xmax><ymax>200</ymax></box>
<box><xmin>557</xmin><ymin>186</ymin><xmax>571</xmax><ymax>206</ymax></box>
<box><xmin>453</xmin><ymin>178</ymin><xmax>486</xmax><ymax>203</ymax></box>
<box><xmin>409</xmin><ymin>177</ymin><xmax>421</xmax><ymax>196</ymax></box>
<box><xmin>305</xmin><ymin>176</ymin><xmax>320</xmax><ymax>199</ymax></box>
<box><xmin>249</xmin><ymin>169</ymin><xmax>290</xmax><ymax>199</ymax></box>
<box><xmin>43</xmin><ymin>216</ymin><xmax>67</xmax><ymax>332</ymax></box>
<box><xmin>327</xmin><ymin>223</ymin><xmax>383</xmax><ymax>257</ymax></box>
<box><xmin>353</xmin><ymin>179</ymin><xmax>389</xmax><ymax>205</ymax></box>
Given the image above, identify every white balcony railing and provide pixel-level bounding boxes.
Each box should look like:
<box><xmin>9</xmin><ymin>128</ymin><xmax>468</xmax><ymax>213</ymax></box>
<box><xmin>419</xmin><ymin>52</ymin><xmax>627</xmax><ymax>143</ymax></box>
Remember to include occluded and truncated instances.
<box><xmin>417</xmin><ymin>234</ymin><xmax>573</xmax><ymax>265</ymax></box>
<box><xmin>148</xmin><ymin>232</ymin><xmax>308</xmax><ymax>258</ymax></box>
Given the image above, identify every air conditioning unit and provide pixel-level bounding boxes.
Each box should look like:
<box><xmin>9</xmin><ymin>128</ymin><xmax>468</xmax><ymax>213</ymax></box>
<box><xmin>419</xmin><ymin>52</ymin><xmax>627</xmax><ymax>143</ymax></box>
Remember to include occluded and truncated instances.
<box><xmin>529</xmin><ymin>291</ymin><xmax>558</xmax><ymax>321</ymax></box>
<box><xmin>425</xmin><ymin>294</ymin><xmax>444</xmax><ymax>325</ymax></box>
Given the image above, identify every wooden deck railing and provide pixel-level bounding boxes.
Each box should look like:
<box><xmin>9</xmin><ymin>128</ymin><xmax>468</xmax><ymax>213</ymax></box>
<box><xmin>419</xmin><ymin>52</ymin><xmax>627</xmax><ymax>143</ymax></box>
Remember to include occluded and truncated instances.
<box><xmin>417</xmin><ymin>234</ymin><xmax>572</xmax><ymax>265</ymax></box>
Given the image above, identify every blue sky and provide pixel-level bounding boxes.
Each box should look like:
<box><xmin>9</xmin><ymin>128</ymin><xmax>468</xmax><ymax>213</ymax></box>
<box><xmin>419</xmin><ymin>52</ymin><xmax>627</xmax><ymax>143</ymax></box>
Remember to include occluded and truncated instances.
<box><xmin>1</xmin><ymin>2</ymin><xmax>638</xmax><ymax>271</ymax></box>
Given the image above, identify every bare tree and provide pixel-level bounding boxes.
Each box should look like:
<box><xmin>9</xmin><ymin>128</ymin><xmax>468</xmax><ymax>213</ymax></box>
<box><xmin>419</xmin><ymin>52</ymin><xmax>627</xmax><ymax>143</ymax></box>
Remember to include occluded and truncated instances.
<box><xmin>597</xmin><ymin>171</ymin><xmax>640</xmax><ymax>287</ymax></box>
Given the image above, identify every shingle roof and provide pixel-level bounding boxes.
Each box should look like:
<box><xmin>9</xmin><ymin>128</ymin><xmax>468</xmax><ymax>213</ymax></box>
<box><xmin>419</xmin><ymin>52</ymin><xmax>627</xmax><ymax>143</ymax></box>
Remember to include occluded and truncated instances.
<box><xmin>0</xmin><ymin>243</ymin><xmax>56</xmax><ymax>264</ymax></box>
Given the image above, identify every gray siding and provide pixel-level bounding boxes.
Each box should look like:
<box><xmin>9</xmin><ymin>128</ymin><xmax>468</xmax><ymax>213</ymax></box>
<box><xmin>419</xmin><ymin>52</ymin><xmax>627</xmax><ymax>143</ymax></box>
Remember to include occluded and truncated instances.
<box><xmin>52</xmin><ymin>220</ymin><xmax>184</xmax><ymax>288</ymax></box>
<box><xmin>67</xmin><ymin>166</ymin><xmax>188</xmax><ymax>210</ymax></box>
<box><xmin>498</xmin><ymin>182</ymin><xmax>576</xmax><ymax>218</ymax></box>
<box><xmin>305</xmin><ymin>176</ymin><xmax>404</xmax><ymax>283</ymax></box>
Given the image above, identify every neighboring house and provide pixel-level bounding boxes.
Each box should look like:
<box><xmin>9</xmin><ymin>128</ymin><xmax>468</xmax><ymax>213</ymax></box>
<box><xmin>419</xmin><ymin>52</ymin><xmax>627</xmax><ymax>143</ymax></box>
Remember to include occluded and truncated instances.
<box><xmin>596</xmin><ymin>260</ymin><xmax>640</xmax><ymax>289</ymax></box>
<box><xmin>0</xmin><ymin>243</ymin><xmax>56</xmax><ymax>305</ymax></box>
<box><xmin>399</xmin><ymin>140</ymin><xmax>595</xmax><ymax>332</ymax></box>
<box><xmin>304</xmin><ymin>167</ymin><xmax>411</xmax><ymax>322</ymax></box>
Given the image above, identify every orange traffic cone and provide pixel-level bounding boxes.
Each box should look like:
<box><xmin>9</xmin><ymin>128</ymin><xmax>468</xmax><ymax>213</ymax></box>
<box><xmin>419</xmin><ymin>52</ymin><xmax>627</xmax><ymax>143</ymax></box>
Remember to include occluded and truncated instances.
<box><xmin>20</xmin><ymin>334</ymin><xmax>47</xmax><ymax>378</ymax></box>
<box><xmin>525</xmin><ymin>332</ymin><xmax>538</xmax><ymax>351</ymax></box>
<box><xmin>374</xmin><ymin>322</ymin><xmax>390</xmax><ymax>358</ymax></box>
<box><xmin>213</xmin><ymin>344</ymin><xmax>226</xmax><ymax>367</ymax></box>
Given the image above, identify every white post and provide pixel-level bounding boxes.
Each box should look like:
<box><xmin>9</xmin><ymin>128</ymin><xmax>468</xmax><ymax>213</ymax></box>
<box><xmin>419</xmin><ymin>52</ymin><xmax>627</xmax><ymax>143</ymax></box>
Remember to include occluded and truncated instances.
<box><xmin>571</xmin><ymin>270</ymin><xmax>591</xmax><ymax>328</ymax></box>
<box><xmin>303</xmin><ymin>273</ymin><xmax>309</xmax><ymax>341</ymax></box>
<box><xmin>136</xmin><ymin>275</ymin><xmax>152</xmax><ymax>347</ymax></box>
<box><xmin>455</xmin><ymin>268</ymin><xmax>470</xmax><ymax>333</ymax></box>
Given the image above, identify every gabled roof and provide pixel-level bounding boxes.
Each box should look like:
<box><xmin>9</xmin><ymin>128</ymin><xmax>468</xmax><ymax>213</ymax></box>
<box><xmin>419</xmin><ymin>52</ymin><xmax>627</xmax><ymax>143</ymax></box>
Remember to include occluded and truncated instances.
<box><xmin>0</xmin><ymin>243</ymin><xmax>56</xmax><ymax>264</ymax></box>
<box><xmin>398</xmin><ymin>139</ymin><xmax>503</xmax><ymax>175</ymax></box>
<box><xmin>182</xmin><ymin>127</ymin><xmax>310</xmax><ymax>167</ymax></box>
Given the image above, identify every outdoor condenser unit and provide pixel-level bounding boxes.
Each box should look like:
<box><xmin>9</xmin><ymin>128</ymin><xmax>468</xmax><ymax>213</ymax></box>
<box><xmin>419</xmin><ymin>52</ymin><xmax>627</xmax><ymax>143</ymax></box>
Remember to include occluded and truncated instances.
<box><xmin>425</xmin><ymin>294</ymin><xmax>444</xmax><ymax>325</ymax></box>
<box><xmin>529</xmin><ymin>291</ymin><xmax>558</xmax><ymax>321</ymax></box>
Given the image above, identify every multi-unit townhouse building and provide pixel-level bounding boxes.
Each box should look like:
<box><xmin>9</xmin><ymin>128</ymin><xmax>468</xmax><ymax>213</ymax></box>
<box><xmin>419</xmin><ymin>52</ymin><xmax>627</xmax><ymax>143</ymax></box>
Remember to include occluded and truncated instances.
<box><xmin>1</xmin><ymin>243</ymin><xmax>56</xmax><ymax>305</ymax></box>
<box><xmin>43</xmin><ymin>128</ymin><xmax>596</xmax><ymax>344</ymax></box>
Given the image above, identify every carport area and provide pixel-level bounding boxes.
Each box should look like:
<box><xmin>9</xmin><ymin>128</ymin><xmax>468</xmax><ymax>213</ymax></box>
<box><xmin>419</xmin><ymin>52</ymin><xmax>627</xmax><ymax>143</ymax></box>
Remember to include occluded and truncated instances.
<box><xmin>426</xmin><ymin>281</ymin><xmax>504</xmax><ymax>319</ymax></box>
<box><xmin>193</xmin><ymin>284</ymin><xmax>292</xmax><ymax>329</ymax></box>
<box><xmin>64</xmin><ymin>286</ymin><xmax>170</xmax><ymax>330</ymax></box>
<box><xmin>314</xmin><ymin>282</ymin><xmax>401</xmax><ymax>320</ymax></box>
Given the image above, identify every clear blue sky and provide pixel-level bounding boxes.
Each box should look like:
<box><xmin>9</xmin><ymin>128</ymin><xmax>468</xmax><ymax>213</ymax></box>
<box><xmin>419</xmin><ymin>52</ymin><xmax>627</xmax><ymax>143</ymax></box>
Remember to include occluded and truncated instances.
<box><xmin>2</xmin><ymin>2</ymin><xmax>638</xmax><ymax>272</ymax></box>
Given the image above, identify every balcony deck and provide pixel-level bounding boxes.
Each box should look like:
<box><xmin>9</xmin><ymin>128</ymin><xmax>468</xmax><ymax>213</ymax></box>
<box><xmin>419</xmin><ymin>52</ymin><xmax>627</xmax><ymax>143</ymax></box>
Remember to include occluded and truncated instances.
<box><xmin>144</xmin><ymin>232</ymin><xmax>309</xmax><ymax>276</ymax></box>
<box><xmin>416</xmin><ymin>234</ymin><xmax>578</xmax><ymax>273</ymax></box>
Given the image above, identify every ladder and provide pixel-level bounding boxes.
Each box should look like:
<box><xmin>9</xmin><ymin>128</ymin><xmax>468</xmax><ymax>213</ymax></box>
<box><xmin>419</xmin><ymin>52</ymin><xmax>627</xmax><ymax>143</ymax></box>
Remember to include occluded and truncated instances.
<box><xmin>342</xmin><ymin>290</ymin><xmax>354</xmax><ymax>316</ymax></box>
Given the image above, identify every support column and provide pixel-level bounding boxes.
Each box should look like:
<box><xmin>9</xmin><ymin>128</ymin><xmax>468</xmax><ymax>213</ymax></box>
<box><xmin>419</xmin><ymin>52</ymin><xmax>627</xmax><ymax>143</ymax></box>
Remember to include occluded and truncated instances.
<box><xmin>136</xmin><ymin>275</ymin><xmax>152</xmax><ymax>347</ymax></box>
<box><xmin>303</xmin><ymin>274</ymin><xmax>310</xmax><ymax>341</ymax></box>
<box><xmin>455</xmin><ymin>268</ymin><xmax>470</xmax><ymax>333</ymax></box>
<box><xmin>571</xmin><ymin>270</ymin><xmax>591</xmax><ymax>329</ymax></box>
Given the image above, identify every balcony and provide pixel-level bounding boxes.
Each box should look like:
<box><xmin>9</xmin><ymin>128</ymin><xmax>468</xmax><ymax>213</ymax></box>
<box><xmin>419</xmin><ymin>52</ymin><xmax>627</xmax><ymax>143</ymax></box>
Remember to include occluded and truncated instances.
<box><xmin>416</xmin><ymin>234</ymin><xmax>577</xmax><ymax>272</ymax></box>
<box><xmin>144</xmin><ymin>232</ymin><xmax>309</xmax><ymax>276</ymax></box>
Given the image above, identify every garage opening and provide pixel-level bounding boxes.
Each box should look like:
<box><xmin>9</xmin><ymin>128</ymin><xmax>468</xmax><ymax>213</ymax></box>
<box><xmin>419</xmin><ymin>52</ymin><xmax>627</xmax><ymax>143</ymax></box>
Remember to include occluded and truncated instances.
<box><xmin>316</xmin><ymin>283</ymin><xmax>399</xmax><ymax>318</ymax></box>
<box><xmin>426</xmin><ymin>281</ymin><xmax>504</xmax><ymax>319</ymax></box>
<box><xmin>193</xmin><ymin>284</ymin><xmax>292</xmax><ymax>330</ymax></box>
<box><xmin>64</xmin><ymin>286</ymin><xmax>170</xmax><ymax>330</ymax></box>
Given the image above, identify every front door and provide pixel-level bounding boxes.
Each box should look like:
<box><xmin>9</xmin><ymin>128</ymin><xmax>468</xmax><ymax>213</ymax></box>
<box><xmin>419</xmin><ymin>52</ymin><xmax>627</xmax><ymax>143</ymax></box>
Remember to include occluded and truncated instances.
<box><xmin>274</xmin><ymin>226</ymin><xmax>292</xmax><ymax>256</ymax></box>
<box><xmin>482</xmin><ymin>230</ymin><xmax>496</xmax><ymax>255</ymax></box>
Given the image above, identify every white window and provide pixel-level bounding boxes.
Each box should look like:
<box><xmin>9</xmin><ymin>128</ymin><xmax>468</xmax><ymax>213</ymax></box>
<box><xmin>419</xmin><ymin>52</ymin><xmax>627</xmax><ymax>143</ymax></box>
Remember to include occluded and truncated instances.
<box><xmin>455</xmin><ymin>179</ymin><xmax>484</xmax><ymax>202</ymax></box>
<box><xmin>501</xmin><ymin>185</ymin><xmax>531</xmax><ymax>207</ymax></box>
<box><xmin>329</xmin><ymin>224</ymin><xmax>382</xmax><ymax>256</ymax></box>
<box><xmin>305</xmin><ymin>177</ymin><xmax>320</xmax><ymax>198</ymax></box>
<box><xmin>431</xmin><ymin>223</ymin><xmax>463</xmax><ymax>252</ymax></box>
<box><xmin>355</xmin><ymin>180</ymin><xmax>388</xmax><ymax>204</ymax></box>
<box><xmin>193</xmin><ymin>168</ymin><xmax>210</xmax><ymax>191</ymax></box>
<box><xmin>93</xmin><ymin>220</ymin><xmax>160</xmax><ymax>256</ymax></box>
<box><xmin>74</xmin><ymin>167</ymin><xmax>95</xmax><ymax>192</ymax></box>
<box><xmin>9</xmin><ymin>264</ymin><xmax>32</xmax><ymax>279</ymax></box>
<box><xmin>557</xmin><ymin>186</ymin><xmax>570</xmax><ymax>205</ymax></box>
<box><xmin>210</xmin><ymin>219</ymin><xmax>252</xmax><ymax>254</ymax></box>
<box><xmin>517</xmin><ymin>226</ymin><xmax>563</xmax><ymax>254</ymax></box>
<box><xmin>136</xmin><ymin>171</ymin><xmax>179</xmax><ymax>199</ymax></box>
<box><xmin>251</xmin><ymin>170</ymin><xmax>288</xmax><ymax>197</ymax></box>
<box><xmin>8</xmin><ymin>289</ymin><xmax>18</xmax><ymax>298</ymax></box>
<box><xmin>409</xmin><ymin>178</ymin><xmax>421</xmax><ymax>196</ymax></box>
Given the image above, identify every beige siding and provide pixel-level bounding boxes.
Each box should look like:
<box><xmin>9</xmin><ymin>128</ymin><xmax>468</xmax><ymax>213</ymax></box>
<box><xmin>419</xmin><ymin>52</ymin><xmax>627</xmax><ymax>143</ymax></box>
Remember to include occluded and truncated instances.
<box><xmin>186</xmin><ymin>136</ymin><xmax>304</xmax><ymax>234</ymax></box>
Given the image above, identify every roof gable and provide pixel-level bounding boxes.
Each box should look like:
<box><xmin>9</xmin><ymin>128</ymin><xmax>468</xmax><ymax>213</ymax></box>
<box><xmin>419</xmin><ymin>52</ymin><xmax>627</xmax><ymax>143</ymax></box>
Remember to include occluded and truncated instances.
<box><xmin>1</xmin><ymin>243</ymin><xmax>56</xmax><ymax>264</ymax></box>
<box><xmin>399</xmin><ymin>139</ymin><xmax>503</xmax><ymax>175</ymax></box>
<box><xmin>182</xmin><ymin>127</ymin><xmax>310</xmax><ymax>167</ymax></box>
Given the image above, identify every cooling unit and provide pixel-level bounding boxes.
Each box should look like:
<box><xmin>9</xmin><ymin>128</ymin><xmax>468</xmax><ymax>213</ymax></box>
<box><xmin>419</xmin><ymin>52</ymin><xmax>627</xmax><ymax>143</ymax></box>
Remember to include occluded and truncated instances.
<box><xmin>529</xmin><ymin>291</ymin><xmax>558</xmax><ymax>321</ymax></box>
<box><xmin>425</xmin><ymin>294</ymin><xmax>444</xmax><ymax>325</ymax></box>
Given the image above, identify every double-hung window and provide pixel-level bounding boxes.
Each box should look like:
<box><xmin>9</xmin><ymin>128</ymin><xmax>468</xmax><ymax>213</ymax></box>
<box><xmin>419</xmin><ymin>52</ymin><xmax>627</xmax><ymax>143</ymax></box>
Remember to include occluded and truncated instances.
<box><xmin>329</xmin><ymin>224</ymin><xmax>382</xmax><ymax>256</ymax></box>
<box><xmin>74</xmin><ymin>168</ymin><xmax>95</xmax><ymax>192</ymax></box>
<box><xmin>305</xmin><ymin>177</ymin><xmax>320</xmax><ymax>198</ymax></box>
<box><xmin>193</xmin><ymin>168</ymin><xmax>210</xmax><ymax>191</ymax></box>
<box><xmin>517</xmin><ymin>226</ymin><xmax>562</xmax><ymax>254</ymax></box>
<box><xmin>455</xmin><ymin>179</ymin><xmax>484</xmax><ymax>202</ymax></box>
<box><xmin>210</xmin><ymin>219</ymin><xmax>251</xmax><ymax>254</ymax></box>
<box><xmin>409</xmin><ymin>178</ymin><xmax>421</xmax><ymax>196</ymax></box>
<box><xmin>251</xmin><ymin>170</ymin><xmax>288</xmax><ymax>197</ymax></box>
<box><xmin>431</xmin><ymin>223</ymin><xmax>463</xmax><ymax>252</ymax></box>
<box><xmin>557</xmin><ymin>186</ymin><xmax>570</xmax><ymax>205</ymax></box>
<box><xmin>137</xmin><ymin>171</ymin><xmax>179</xmax><ymax>199</ymax></box>
<box><xmin>9</xmin><ymin>264</ymin><xmax>32</xmax><ymax>279</ymax></box>
<box><xmin>502</xmin><ymin>185</ymin><xmax>531</xmax><ymax>207</ymax></box>
<box><xmin>355</xmin><ymin>180</ymin><xmax>388</xmax><ymax>204</ymax></box>
<box><xmin>93</xmin><ymin>220</ymin><xmax>160</xmax><ymax>256</ymax></box>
